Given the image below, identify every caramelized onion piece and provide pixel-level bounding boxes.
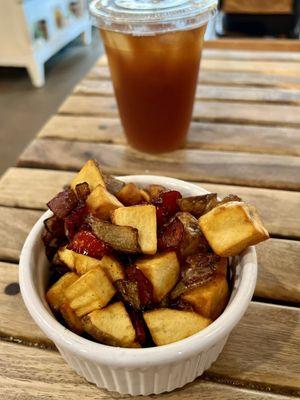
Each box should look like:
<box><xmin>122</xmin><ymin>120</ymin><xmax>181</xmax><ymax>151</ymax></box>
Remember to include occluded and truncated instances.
<box><xmin>177</xmin><ymin>193</ymin><xmax>218</xmax><ymax>218</ymax></box>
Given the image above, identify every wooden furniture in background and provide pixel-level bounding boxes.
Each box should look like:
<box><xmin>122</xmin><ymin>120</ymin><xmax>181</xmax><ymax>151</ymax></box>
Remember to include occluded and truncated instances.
<box><xmin>222</xmin><ymin>0</ymin><xmax>294</xmax><ymax>14</ymax></box>
<box><xmin>0</xmin><ymin>40</ymin><xmax>299</xmax><ymax>399</ymax></box>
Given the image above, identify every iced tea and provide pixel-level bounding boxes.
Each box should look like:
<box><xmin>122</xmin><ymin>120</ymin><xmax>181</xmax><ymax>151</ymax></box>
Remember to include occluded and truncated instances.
<box><xmin>101</xmin><ymin>26</ymin><xmax>206</xmax><ymax>153</ymax></box>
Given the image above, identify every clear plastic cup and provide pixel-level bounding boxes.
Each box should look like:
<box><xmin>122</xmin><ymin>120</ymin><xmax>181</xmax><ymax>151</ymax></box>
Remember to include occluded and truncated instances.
<box><xmin>90</xmin><ymin>0</ymin><xmax>218</xmax><ymax>153</ymax></box>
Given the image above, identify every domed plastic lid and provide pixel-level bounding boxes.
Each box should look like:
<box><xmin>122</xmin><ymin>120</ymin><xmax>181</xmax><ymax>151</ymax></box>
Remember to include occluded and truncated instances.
<box><xmin>89</xmin><ymin>0</ymin><xmax>218</xmax><ymax>35</ymax></box>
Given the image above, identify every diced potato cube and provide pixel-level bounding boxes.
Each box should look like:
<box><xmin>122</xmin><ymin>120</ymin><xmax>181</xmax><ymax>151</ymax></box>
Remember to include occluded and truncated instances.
<box><xmin>116</xmin><ymin>183</ymin><xmax>142</xmax><ymax>206</ymax></box>
<box><xmin>182</xmin><ymin>274</ymin><xmax>229</xmax><ymax>320</ymax></box>
<box><xmin>57</xmin><ymin>247</ymin><xmax>124</xmax><ymax>280</ymax></box>
<box><xmin>82</xmin><ymin>302</ymin><xmax>138</xmax><ymax>347</ymax></box>
<box><xmin>65</xmin><ymin>268</ymin><xmax>116</xmax><ymax>317</ymax></box>
<box><xmin>135</xmin><ymin>252</ymin><xmax>180</xmax><ymax>302</ymax></box>
<box><xmin>144</xmin><ymin>308</ymin><xmax>211</xmax><ymax>346</ymax></box>
<box><xmin>112</xmin><ymin>205</ymin><xmax>157</xmax><ymax>254</ymax></box>
<box><xmin>70</xmin><ymin>159</ymin><xmax>105</xmax><ymax>192</ymax></box>
<box><xmin>86</xmin><ymin>185</ymin><xmax>123</xmax><ymax>220</ymax></box>
<box><xmin>199</xmin><ymin>201</ymin><xmax>269</xmax><ymax>257</ymax></box>
<box><xmin>60</xmin><ymin>302</ymin><xmax>84</xmax><ymax>334</ymax></box>
<box><xmin>46</xmin><ymin>272</ymin><xmax>79</xmax><ymax>311</ymax></box>
<box><xmin>140</xmin><ymin>189</ymin><xmax>150</xmax><ymax>203</ymax></box>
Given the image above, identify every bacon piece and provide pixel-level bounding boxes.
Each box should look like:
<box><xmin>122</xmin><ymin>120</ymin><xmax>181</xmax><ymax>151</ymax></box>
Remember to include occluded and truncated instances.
<box><xmin>44</xmin><ymin>215</ymin><xmax>65</xmax><ymax>239</ymax></box>
<box><xmin>47</xmin><ymin>188</ymin><xmax>78</xmax><ymax>219</ymax></box>
<box><xmin>126</xmin><ymin>266</ymin><xmax>154</xmax><ymax>309</ymax></box>
<box><xmin>153</xmin><ymin>190</ymin><xmax>182</xmax><ymax>226</ymax></box>
<box><xmin>75</xmin><ymin>182</ymin><xmax>90</xmax><ymax>202</ymax></box>
<box><xmin>64</xmin><ymin>205</ymin><xmax>88</xmax><ymax>240</ymax></box>
<box><xmin>158</xmin><ymin>217</ymin><xmax>184</xmax><ymax>251</ymax></box>
<box><xmin>67</xmin><ymin>230</ymin><xmax>109</xmax><ymax>260</ymax></box>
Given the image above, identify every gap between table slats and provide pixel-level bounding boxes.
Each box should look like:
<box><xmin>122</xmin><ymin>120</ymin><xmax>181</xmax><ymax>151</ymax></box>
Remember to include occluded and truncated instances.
<box><xmin>17</xmin><ymin>139</ymin><xmax>300</xmax><ymax>191</ymax></box>
<box><xmin>0</xmin><ymin>263</ymin><xmax>299</xmax><ymax>396</ymax></box>
<box><xmin>38</xmin><ymin>114</ymin><xmax>300</xmax><ymax>157</ymax></box>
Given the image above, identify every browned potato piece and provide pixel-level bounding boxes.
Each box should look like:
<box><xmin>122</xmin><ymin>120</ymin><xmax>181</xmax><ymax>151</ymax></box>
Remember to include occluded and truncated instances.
<box><xmin>82</xmin><ymin>302</ymin><xmax>139</xmax><ymax>347</ymax></box>
<box><xmin>57</xmin><ymin>246</ymin><xmax>125</xmax><ymax>280</ymax></box>
<box><xmin>199</xmin><ymin>201</ymin><xmax>269</xmax><ymax>257</ymax></box>
<box><xmin>135</xmin><ymin>252</ymin><xmax>180</xmax><ymax>302</ymax></box>
<box><xmin>88</xmin><ymin>216</ymin><xmax>140</xmax><ymax>253</ymax></box>
<box><xmin>70</xmin><ymin>160</ymin><xmax>105</xmax><ymax>191</ymax></box>
<box><xmin>182</xmin><ymin>274</ymin><xmax>229</xmax><ymax>320</ymax></box>
<box><xmin>116</xmin><ymin>183</ymin><xmax>143</xmax><ymax>206</ymax></box>
<box><xmin>144</xmin><ymin>308</ymin><xmax>211</xmax><ymax>346</ymax></box>
<box><xmin>140</xmin><ymin>189</ymin><xmax>151</xmax><ymax>203</ymax></box>
<box><xmin>46</xmin><ymin>272</ymin><xmax>79</xmax><ymax>311</ymax></box>
<box><xmin>103</xmin><ymin>174</ymin><xmax>125</xmax><ymax>195</ymax></box>
<box><xmin>112</xmin><ymin>205</ymin><xmax>157</xmax><ymax>255</ymax></box>
<box><xmin>65</xmin><ymin>268</ymin><xmax>116</xmax><ymax>317</ymax></box>
<box><xmin>148</xmin><ymin>184</ymin><xmax>166</xmax><ymax>200</ymax></box>
<box><xmin>60</xmin><ymin>302</ymin><xmax>84</xmax><ymax>335</ymax></box>
<box><xmin>177</xmin><ymin>193</ymin><xmax>218</xmax><ymax>217</ymax></box>
<box><xmin>86</xmin><ymin>185</ymin><xmax>123</xmax><ymax>220</ymax></box>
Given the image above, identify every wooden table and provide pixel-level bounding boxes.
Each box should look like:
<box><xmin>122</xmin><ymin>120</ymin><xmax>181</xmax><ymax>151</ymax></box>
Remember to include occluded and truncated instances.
<box><xmin>1</xmin><ymin>41</ymin><xmax>300</xmax><ymax>399</ymax></box>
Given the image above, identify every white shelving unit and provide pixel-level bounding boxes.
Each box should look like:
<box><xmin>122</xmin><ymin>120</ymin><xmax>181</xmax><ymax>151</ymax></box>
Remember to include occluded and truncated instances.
<box><xmin>0</xmin><ymin>0</ymin><xmax>92</xmax><ymax>87</ymax></box>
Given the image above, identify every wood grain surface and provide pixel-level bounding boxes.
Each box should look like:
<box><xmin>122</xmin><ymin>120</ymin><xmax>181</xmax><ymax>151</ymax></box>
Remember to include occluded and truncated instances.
<box><xmin>222</xmin><ymin>0</ymin><xmax>293</xmax><ymax>14</ymax></box>
<box><xmin>18</xmin><ymin>139</ymin><xmax>300</xmax><ymax>191</ymax></box>
<box><xmin>1</xmin><ymin>168</ymin><xmax>300</xmax><ymax>239</ymax></box>
<box><xmin>74</xmin><ymin>79</ymin><xmax>300</xmax><ymax>106</ymax></box>
<box><xmin>205</xmin><ymin>39</ymin><xmax>300</xmax><ymax>52</ymax></box>
<box><xmin>87</xmin><ymin>66</ymin><xmax>300</xmax><ymax>89</ymax></box>
<box><xmin>0</xmin><ymin>207</ymin><xmax>41</xmax><ymax>262</ymax></box>
<box><xmin>202</xmin><ymin>49</ymin><xmax>300</xmax><ymax>62</ymax></box>
<box><xmin>38</xmin><ymin>114</ymin><xmax>300</xmax><ymax>157</ymax></box>
<box><xmin>1</xmin><ymin>340</ymin><xmax>293</xmax><ymax>400</ymax></box>
<box><xmin>58</xmin><ymin>95</ymin><xmax>300</xmax><ymax>128</ymax></box>
<box><xmin>0</xmin><ymin>262</ymin><xmax>51</xmax><ymax>347</ymax></box>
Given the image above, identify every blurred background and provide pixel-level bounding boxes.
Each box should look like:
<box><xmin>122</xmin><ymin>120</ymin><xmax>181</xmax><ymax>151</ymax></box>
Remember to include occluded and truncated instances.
<box><xmin>0</xmin><ymin>0</ymin><xmax>300</xmax><ymax>175</ymax></box>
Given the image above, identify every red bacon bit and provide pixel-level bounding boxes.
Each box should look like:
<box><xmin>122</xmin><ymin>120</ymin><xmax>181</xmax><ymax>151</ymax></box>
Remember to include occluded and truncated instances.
<box><xmin>153</xmin><ymin>191</ymin><xmax>182</xmax><ymax>226</ymax></box>
<box><xmin>126</xmin><ymin>266</ymin><xmax>154</xmax><ymax>309</ymax></box>
<box><xmin>47</xmin><ymin>188</ymin><xmax>78</xmax><ymax>219</ymax></box>
<box><xmin>67</xmin><ymin>230</ymin><xmax>108</xmax><ymax>259</ymax></box>
<box><xmin>44</xmin><ymin>215</ymin><xmax>65</xmax><ymax>239</ymax></box>
<box><xmin>158</xmin><ymin>217</ymin><xmax>184</xmax><ymax>251</ymax></box>
<box><xmin>75</xmin><ymin>182</ymin><xmax>90</xmax><ymax>203</ymax></box>
<box><xmin>64</xmin><ymin>205</ymin><xmax>88</xmax><ymax>240</ymax></box>
<box><xmin>127</xmin><ymin>308</ymin><xmax>147</xmax><ymax>345</ymax></box>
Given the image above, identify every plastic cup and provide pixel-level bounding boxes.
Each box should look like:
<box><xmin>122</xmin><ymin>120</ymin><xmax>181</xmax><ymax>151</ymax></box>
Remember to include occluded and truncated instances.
<box><xmin>90</xmin><ymin>0</ymin><xmax>218</xmax><ymax>153</ymax></box>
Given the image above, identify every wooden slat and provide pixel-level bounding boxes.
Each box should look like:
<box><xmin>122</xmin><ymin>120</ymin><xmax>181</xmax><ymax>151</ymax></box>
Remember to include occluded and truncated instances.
<box><xmin>255</xmin><ymin>239</ymin><xmax>300</xmax><ymax>303</ymax></box>
<box><xmin>38</xmin><ymin>115</ymin><xmax>300</xmax><ymax>157</ymax></box>
<box><xmin>2</xmin><ymin>168</ymin><xmax>300</xmax><ymax>239</ymax></box>
<box><xmin>202</xmin><ymin>49</ymin><xmax>300</xmax><ymax>62</ymax></box>
<box><xmin>0</xmin><ymin>262</ymin><xmax>51</xmax><ymax>348</ymax></box>
<box><xmin>205</xmin><ymin>39</ymin><xmax>300</xmax><ymax>52</ymax></box>
<box><xmin>209</xmin><ymin>302</ymin><xmax>300</xmax><ymax>393</ymax></box>
<box><xmin>0</xmin><ymin>170</ymin><xmax>299</xmax><ymax>303</ymax></box>
<box><xmin>58</xmin><ymin>95</ymin><xmax>300</xmax><ymax>128</ymax></box>
<box><xmin>0</xmin><ymin>206</ymin><xmax>41</xmax><ymax>262</ymax></box>
<box><xmin>222</xmin><ymin>0</ymin><xmax>293</xmax><ymax>14</ymax></box>
<box><xmin>1</xmin><ymin>341</ymin><xmax>293</xmax><ymax>400</ymax></box>
<box><xmin>74</xmin><ymin>79</ymin><xmax>300</xmax><ymax>106</ymax></box>
<box><xmin>18</xmin><ymin>139</ymin><xmax>300</xmax><ymax>191</ymax></box>
<box><xmin>87</xmin><ymin>66</ymin><xmax>300</xmax><ymax>89</ymax></box>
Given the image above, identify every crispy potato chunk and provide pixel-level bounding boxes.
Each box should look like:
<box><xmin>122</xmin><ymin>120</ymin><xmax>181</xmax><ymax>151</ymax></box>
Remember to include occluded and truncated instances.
<box><xmin>57</xmin><ymin>246</ymin><xmax>124</xmax><ymax>280</ymax></box>
<box><xmin>182</xmin><ymin>274</ymin><xmax>229</xmax><ymax>320</ymax></box>
<box><xmin>116</xmin><ymin>183</ymin><xmax>143</xmax><ymax>206</ymax></box>
<box><xmin>135</xmin><ymin>252</ymin><xmax>180</xmax><ymax>302</ymax></box>
<box><xmin>112</xmin><ymin>205</ymin><xmax>157</xmax><ymax>255</ymax></box>
<box><xmin>60</xmin><ymin>302</ymin><xmax>84</xmax><ymax>335</ymax></box>
<box><xmin>148</xmin><ymin>184</ymin><xmax>166</xmax><ymax>200</ymax></box>
<box><xmin>144</xmin><ymin>308</ymin><xmax>211</xmax><ymax>346</ymax></box>
<box><xmin>199</xmin><ymin>201</ymin><xmax>269</xmax><ymax>257</ymax></box>
<box><xmin>86</xmin><ymin>185</ymin><xmax>123</xmax><ymax>220</ymax></box>
<box><xmin>65</xmin><ymin>268</ymin><xmax>116</xmax><ymax>317</ymax></box>
<box><xmin>82</xmin><ymin>302</ymin><xmax>138</xmax><ymax>347</ymax></box>
<box><xmin>140</xmin><ymin>189</ymin><xmax>150</xmax><ymax>203</ymax></box>
<box><xmin>70</xmin><ymin>160</ymin><xmax>105</xmax><ymax>191</ymax></box>
<box><xmin>46</xmin><ymin>272</ymin><xmax>79</xmax><ymax>311</ymax></box>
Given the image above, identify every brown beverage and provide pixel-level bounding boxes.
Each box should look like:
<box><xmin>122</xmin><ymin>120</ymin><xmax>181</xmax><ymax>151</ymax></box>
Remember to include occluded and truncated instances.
<box><xmin>101</xmin><ymin>26</ymin><xmax>206</xmax><ymax>153</ymax></box>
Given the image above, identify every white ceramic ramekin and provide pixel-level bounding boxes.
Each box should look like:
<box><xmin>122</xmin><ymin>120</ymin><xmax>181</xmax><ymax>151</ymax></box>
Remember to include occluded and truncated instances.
<box><xmin>19</xmin><ymin>175</ymin><xmax>257</xmax><ymax>396</ymax></box>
